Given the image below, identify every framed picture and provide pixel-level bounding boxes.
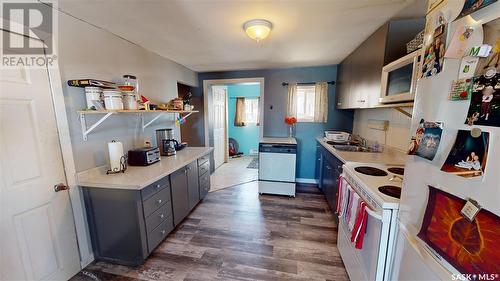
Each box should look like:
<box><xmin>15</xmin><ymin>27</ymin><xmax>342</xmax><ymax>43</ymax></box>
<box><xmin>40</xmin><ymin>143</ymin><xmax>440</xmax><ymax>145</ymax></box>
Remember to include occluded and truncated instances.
<box><xmin>418</xmin><ymin>186</ymin><xmax>500</xmax><ymax>276</ymax></box>
<box><xmin>464</xmin><ymin>74</ymin><xmax>500</xmax><ymax>127</ymax></box>
<box><xmin>440</xmin><ymin>130</ymin><xmax>489</xmax><ymax>178</ymax></box>
<box><xmin>457</xmin><ymin>0</ymin><xmax>498</xmax><ymax>19</ymax></box>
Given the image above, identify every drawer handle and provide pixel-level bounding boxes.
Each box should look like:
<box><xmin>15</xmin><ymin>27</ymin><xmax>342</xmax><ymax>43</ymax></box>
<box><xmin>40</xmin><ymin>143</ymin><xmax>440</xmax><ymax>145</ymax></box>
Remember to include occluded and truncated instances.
<box><xmin>159</xmin><ymin>213</ymin><xmax>164</xmax><ymax>219</ymax></box>
<box><xmin>160</xmin><ymin>230</ymin><xmax>166</xmax><ymax>235</ymax></box>
<box><xmin>156</xmin><ymin>184</ymin><xmax>161</xmax><ymax>188</ymax></box>
<box><xmin>157</xmin><ymin>199</ymin><xmax>162</xmax><ymax>205</ymax></box>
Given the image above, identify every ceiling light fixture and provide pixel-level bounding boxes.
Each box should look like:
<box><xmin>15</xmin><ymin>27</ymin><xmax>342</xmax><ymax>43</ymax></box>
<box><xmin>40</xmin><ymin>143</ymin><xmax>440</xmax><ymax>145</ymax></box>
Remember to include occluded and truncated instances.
<box><xmin>243</xmin><ymin>19</ymin><xmax>272</xmax><ymax>42</ymax></box>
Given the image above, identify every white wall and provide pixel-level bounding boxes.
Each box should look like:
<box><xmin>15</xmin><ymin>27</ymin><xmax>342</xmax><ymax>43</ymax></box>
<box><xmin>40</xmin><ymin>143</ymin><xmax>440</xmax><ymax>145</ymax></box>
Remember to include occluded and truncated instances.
<box><xmin>352</xmin><ymin>107</ymin><xmax>412</xmax><ymax>151</ymax></box>
<box><xmin>58</xmin><ymin>12</ymin><xmax>198</xmax><ymax>172</ymax></box>
<box><xmin>56</xmin><ymin>11</ymin><xmax>198</xmax><ymax>266</ymax></box>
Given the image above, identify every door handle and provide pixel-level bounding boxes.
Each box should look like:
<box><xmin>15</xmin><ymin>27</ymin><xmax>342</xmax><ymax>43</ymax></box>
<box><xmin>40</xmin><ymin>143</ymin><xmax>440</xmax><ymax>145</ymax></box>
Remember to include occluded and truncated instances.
<box><xmin>54</xmin><ymin>183</ymin><xmax>69</xmax><ymax>192</ymax></box>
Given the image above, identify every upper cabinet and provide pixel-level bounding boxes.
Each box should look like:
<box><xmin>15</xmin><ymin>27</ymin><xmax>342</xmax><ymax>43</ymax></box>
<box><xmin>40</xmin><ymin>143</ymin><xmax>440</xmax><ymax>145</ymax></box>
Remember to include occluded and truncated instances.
<box><xmin>336</xmin><ymin>19</ymin><xmax>424</xmax><ymax>109</ymax></box>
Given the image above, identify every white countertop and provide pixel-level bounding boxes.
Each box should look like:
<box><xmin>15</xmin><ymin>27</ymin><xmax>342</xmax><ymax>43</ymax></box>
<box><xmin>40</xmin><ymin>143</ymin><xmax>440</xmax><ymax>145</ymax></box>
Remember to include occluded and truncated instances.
<box><xmin>317</xmin><ymin>137</ymin><xmax>407</xmax><ymax>165</ymax></box>
<box><xmin>260</xmin><ymin>137</ymin><xmax>297</xmax><ymax>145</ymax></box>
<box><xmin>77</xmin><ymin>147</ymin><xmax>213</xmax><ymax>190</ymax></box>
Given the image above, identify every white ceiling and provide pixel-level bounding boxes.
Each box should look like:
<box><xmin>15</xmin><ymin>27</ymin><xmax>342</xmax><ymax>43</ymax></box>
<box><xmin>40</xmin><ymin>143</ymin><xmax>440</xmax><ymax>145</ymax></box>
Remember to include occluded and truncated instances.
<box><xmin>58</xmin><ymin>0</ymin><xmax>426</xmax><ymax>72</ymax></box>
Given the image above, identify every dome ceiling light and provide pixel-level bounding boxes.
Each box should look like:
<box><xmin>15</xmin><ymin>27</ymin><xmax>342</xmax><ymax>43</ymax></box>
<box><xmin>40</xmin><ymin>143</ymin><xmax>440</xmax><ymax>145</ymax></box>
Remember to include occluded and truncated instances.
<box><xmin>243</xmin><ymin>19</ymin><xmax>273</xmax><ymax>42</ymax></box>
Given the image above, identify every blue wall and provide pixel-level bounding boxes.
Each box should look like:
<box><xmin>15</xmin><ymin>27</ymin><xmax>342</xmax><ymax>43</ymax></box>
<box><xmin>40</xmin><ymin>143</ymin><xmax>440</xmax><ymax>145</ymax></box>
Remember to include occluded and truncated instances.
<box><xmin>192</xmin><ymin>65</ymin><xmax>354</xmax><ymax>179</ymax></box>
<box><xmin>227</xmin><ymin>84</ymin><xmax>260</xmax><ymax>155</ymax></box>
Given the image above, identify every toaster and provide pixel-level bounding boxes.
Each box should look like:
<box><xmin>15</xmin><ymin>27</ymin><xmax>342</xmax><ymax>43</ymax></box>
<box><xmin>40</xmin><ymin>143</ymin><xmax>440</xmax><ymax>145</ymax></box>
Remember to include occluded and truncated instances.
<box><xmin>128</xmin><ymin>147</ymin><xmax>160</xmax><ymax>166</ymax></box>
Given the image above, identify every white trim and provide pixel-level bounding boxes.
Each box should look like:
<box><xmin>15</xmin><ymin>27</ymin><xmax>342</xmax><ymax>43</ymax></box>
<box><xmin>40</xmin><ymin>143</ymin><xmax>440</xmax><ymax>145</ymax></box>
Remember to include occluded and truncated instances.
<box><xmin>295</xmin><ymin>178</ymin><xmax>319</xmax><ymax>184</ymax></box>
<box><xmin>47</xmin><ymin>61</ymin><xmax>94</xmax><ymax>267</ymax></box>
<box><xmin>203</xmin><ymin>77</ymin><xmax>265</xmax><ymax>147</ymax></box>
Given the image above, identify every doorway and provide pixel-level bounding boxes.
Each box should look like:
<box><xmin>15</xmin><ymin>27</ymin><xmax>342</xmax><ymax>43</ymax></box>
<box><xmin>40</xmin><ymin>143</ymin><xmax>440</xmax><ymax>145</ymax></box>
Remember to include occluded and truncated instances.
<box><xmin>203</xmin><ymin>78</ymin><xmax>264</xmax><ymax>191</ymax></box>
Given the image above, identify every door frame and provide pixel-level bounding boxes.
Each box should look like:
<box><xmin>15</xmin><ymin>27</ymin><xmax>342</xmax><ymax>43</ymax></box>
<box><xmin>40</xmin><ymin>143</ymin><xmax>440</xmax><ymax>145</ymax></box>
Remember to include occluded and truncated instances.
<box><xmin>1</xmin><ymin>22</ymin><xmax>93</xmax><ymax>268</ymax></box>
<box><xmin>203</xmin><ymin>77</ymin><xmax>265</xmax><ymax>154</ymax></box>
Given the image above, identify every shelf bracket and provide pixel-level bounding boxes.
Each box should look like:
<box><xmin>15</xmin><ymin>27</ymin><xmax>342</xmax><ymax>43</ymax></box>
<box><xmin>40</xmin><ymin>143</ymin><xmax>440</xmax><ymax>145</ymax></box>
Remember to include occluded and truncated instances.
<box><xmin>394</xmin><ymin>107</ymin><xmax>412</xmax><ymax>118</ymax></box>
<box><xmin>142</xmin><ymin>113</ymin><xmax>164</xmax><ymax>130</ymax></box>
<box><xmin>180</xmin><ymin>111</ymin><xmax>194</xmax><ymax>119</ymax></box>
<box><xmin>79</xmin><ymin>112</ymin><xmax>114</xmax><ymax>141</ymax></box>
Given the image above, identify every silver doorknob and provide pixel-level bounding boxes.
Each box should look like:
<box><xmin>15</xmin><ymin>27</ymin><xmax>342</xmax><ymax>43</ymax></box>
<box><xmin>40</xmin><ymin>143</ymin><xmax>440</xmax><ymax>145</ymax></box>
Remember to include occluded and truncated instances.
<box><xmin>54</xmin><ymin>183</ymin><xmax>69</xmax><ymax>192</ymax></box>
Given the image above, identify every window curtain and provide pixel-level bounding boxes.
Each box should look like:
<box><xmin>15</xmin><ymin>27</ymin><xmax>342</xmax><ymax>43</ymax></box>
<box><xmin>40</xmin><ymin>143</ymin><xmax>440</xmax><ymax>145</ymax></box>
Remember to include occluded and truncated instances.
<box><xmin>286</xmin><ymin>83</ymin><xmax>298</xmax><ymax>118</ymax></box>
<box><xmin>314</xmin><ymin>82</ymin><xmax>328</xmax><ymax>122</ymax></box>
<box><xmin>234</xmin><ymin>97</ymin><xmax>246</xmax><ymax>126</ymax></box>
<box><xmin>256</xmin><ymin>97</ymin><xmax>261</xmax><ymax>126</ymax></box>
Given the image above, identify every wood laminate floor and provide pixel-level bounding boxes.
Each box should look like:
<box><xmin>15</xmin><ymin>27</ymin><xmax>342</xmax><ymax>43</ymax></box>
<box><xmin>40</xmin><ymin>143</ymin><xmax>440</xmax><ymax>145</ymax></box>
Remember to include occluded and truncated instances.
<box><xmin>71</xmin><ymin>181</ymin><xmax>349</xmax><ymax>281</ymax></box>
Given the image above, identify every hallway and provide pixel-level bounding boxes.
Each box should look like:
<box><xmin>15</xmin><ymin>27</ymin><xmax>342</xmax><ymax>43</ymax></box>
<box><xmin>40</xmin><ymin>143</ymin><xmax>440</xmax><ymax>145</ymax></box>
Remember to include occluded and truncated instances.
<box><xmin>210</xmin><ymin>156</ymin><xmax>259</xmax><ymax>192</ymax></box>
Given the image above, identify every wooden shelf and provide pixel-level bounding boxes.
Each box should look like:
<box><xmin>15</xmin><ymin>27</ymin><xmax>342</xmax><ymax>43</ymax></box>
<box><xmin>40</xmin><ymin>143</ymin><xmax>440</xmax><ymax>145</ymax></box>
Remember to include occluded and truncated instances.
<box><xmin>78</xmin><ymin>109</ymin><xmax>198</xmax><ymax>141</ymax></box>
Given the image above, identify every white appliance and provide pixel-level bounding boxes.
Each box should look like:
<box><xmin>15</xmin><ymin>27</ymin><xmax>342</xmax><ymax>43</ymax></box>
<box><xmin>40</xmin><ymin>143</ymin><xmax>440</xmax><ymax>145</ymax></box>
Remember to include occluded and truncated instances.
<box><xmin>392</xmin><ymin>2</ymin><xmax>500</xmax><ymax>281</ymax></box>
<box><xmin>338</xmin><ymin>162</ymin><xmax>404</xmax><ymax>281</ymax></box>
<box><xmin>379</xmin><ymin>50</ymin><xmax>421</xmax><ymax>104</ymax></box>
<box><xmin>258</xmin><ymin>137</ymin><xmax>297</xmax><ymax>197</ymax></box>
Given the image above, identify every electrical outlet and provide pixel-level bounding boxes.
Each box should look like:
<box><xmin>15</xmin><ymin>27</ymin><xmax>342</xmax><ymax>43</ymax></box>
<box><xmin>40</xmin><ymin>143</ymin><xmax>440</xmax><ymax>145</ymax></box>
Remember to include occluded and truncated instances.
<box><xmin>368</xmin><ymin>119</ymin><xmax>389</xmax><ymax>131</ymax></box>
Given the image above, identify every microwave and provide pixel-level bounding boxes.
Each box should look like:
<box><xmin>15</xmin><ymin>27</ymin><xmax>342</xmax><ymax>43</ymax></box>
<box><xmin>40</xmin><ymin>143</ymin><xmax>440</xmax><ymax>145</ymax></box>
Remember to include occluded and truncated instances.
<box><xmin>379</xmin><ymin>50</ymin><xmax>421</xmax><ymax>104</ymax></box>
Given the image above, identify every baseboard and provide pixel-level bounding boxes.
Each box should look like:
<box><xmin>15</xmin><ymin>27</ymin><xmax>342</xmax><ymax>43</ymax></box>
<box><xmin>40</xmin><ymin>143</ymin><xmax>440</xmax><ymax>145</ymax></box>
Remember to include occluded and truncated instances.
<box><xmin>80</xmin><ymin>253</ymin><xmax>94</xmax><ymax>268</ymax></box>
<box><xmin>295</xmin><ymin>178</ymin><xmax>318</xmax><ymax>184</ymax></box>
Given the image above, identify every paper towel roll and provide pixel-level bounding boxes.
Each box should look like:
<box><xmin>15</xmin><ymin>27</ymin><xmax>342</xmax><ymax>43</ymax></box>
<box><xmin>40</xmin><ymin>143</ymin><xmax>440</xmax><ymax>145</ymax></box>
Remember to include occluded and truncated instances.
<box><xmin>108</xmin><ymin>140</ymin><xmax>124</xmax><ymax>172</ymax></box>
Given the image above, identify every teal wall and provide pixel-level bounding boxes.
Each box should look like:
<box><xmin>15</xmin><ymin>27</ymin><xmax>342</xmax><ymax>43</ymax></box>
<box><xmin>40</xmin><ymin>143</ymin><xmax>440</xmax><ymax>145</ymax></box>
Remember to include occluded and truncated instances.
<box><xmin>196</xmin><ymin>65</ymin><xmax>354</xmax><ymax>179</ymax></box>
<box><xmin>227</xmin><ymin>84</ymin><xmax>260</xmax><ymax>155</ymax></box>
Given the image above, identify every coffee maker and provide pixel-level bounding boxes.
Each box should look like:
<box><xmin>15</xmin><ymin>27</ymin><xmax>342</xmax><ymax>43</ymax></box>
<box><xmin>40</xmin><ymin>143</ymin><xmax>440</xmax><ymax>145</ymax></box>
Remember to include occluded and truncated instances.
<box><xmin>156</xmin><ymin>128</ymin><xmax>179</xmax><ymax>156</ymax></box>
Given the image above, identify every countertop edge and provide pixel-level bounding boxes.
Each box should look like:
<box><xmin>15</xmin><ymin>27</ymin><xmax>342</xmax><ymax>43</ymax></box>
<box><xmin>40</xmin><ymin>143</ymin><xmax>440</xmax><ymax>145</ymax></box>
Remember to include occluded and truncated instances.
<box><xmin>316</xmin><ymin>137</ymin><xmax>407</xmax><ymax>165</ymax></box>
<box><xmin>77</xmin><ymin>147</ymin><xmax>213</xmax><ymax>190</ymax></box>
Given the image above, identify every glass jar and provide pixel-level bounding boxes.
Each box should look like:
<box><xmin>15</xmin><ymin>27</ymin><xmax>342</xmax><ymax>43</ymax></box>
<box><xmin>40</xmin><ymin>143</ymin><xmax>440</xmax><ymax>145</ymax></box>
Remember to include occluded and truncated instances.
<box><xmin>121</xmin><ymin>75</ymin><xmax>138</xmax><ymax>94</ymax></box>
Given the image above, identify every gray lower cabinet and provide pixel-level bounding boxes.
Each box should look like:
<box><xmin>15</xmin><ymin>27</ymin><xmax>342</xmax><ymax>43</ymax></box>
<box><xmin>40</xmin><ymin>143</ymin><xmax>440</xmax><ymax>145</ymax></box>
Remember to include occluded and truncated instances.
<box><xmin>187</xmin><ymin>161</ymin><xmax>200</xmax><ymax>210</ymax></box>
<box><xmin>82</xmin><ymin>176</ymin><xmax>173</xmax><ymax>266</ymax></box>
<box><xmin>170</xmin><ymin>167</ymin><xmax>190</xmax><ymax>226</ymax></box>
<box><xmin>198</xmin><ymin>156</ymin><xmax>211</xmax><ymax>199</ymax></box>
<box><xmin>83</xmin><ymin>153</ymin><xmax>211</xmax><ymax>266</ymax></box>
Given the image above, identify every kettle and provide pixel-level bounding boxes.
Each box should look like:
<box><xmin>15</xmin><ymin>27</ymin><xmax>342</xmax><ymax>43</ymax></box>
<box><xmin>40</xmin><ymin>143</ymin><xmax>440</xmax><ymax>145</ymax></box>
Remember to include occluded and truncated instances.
<box><xmin>162</xmin><ymin>139</ymin><xmax>178</xmax><ymax>156</ymax></box>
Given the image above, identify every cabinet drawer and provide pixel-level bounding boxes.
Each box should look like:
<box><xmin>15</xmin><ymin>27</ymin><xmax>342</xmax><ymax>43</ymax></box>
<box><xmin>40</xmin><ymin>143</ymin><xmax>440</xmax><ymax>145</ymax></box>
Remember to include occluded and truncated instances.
<box><xmin>198</xmin><ymin>161</ymin><xmax>210</xmax><ymax>176</ymax></box>
<box><xmin>199</xmin><ymin>171</ymin><xmax>210</xmax><ymax>192</ymax></box>
<box><xmin>145</xmin><ymin>203</ymin><xmax>172</xmax><ymax>233</ymax></box>
<box><xmin>143</xmin><ymin>187</ymin><xmax>170</xmax><ymax>217</ymax></box>
<box><xmin>198</xmin><ymin>154</ymin><xmax>210</xmax><ymax>166</ymax></box>
<box><xmin>141</xmin><ymin>176</ymin><xmax>170</xmax><ymax>201</ymax></box>
<box><xmin>147</xmin><ymin>217</ymin><xmax>173</xmax><ymax>253</ymax></box>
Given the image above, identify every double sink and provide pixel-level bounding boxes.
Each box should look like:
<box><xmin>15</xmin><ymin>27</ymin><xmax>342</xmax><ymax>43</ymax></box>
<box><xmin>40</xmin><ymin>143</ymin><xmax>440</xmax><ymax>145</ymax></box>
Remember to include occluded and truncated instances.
<box><xmin>331</xmin><ymin>144</ymin><xmax>381</xmax><ymax>153</ymax></box>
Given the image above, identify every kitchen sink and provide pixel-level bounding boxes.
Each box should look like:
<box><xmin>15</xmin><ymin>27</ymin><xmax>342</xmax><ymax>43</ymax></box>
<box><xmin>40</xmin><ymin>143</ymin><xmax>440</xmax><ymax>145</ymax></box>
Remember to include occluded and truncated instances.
<box><xmin>332</xmin><ymin>144</ymin><xmax>380</xmax><ymax>153</ymax></box>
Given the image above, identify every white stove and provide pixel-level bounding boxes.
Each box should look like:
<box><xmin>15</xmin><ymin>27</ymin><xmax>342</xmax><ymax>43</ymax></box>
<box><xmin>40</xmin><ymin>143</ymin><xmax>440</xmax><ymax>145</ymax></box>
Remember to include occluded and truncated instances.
<box><xmin>338</xmin><ymin>162</ymin><xmax>404</xmax><ymax>281</ymax></box>
<box><xmin>342</xmin><ymin>162</ymin><xmax>404</xmax><ymax>210</ymax></box>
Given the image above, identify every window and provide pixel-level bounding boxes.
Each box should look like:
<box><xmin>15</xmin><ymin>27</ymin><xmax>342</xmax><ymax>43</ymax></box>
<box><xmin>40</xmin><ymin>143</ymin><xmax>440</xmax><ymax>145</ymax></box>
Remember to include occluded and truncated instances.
<box><xmin>296</xmin><ymin>85</ymin><xmax>316</xmax><ymax>122</ymax></box>
<box><xmin>244</xmin><ymin>98</ymin><xmax>259</xmax><ymax>124</ymax></box>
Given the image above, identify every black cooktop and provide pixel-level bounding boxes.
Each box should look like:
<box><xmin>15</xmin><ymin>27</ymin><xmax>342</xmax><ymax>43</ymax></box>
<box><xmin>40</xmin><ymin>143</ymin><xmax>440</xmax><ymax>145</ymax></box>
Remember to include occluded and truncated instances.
<box><xmin>387</xmin><ymin>167</ymin><xmax>405</xmax><ymax>175</ymax></box>
<box><xmin>378</xmin><ymin>185</ymin><xmax>402</xmax><ymax>199</ymax></box>
<box><xmin>354</xmin><ymin>166</ymin><xmax>388</xmax><ymax>177</ymax></box>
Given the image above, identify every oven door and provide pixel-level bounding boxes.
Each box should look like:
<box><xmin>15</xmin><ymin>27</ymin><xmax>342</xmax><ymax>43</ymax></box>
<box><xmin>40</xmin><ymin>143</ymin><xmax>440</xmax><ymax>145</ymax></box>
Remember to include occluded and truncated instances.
<box><xmin>338</xmin><ymin>207</ymin><xmax>387</xmax><ymax>281</ymax></box>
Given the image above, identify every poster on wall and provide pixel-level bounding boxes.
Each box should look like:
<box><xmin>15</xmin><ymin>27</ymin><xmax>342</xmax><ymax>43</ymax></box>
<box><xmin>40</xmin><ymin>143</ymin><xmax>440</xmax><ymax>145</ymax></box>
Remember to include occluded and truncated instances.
<box><xmin>440</xmin><ymin>130</ymin><xmax>489</xmax><ymax>178</ymax></box>
<box><xmin>421</xmin><ymin>23</ymin><xmax>447</xmax><ymax>78</ymax></box>
<box><xmin>417</xmin><ymin>186</ymin><xmax>500</xmax><ymax>276</ymax></box>
<box><xmin>457</xmin><ymin>0</ymin><xmax>498</xmax><ymax>19</ymax></box>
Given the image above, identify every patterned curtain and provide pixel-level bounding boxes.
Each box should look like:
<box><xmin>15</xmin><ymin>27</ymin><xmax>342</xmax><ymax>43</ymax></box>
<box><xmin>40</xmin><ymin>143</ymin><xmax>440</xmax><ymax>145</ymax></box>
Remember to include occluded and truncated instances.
<box><xmin>234</xmin><ymin>97</ymin><xmax>246</xmax><ymax>126</ymax></box>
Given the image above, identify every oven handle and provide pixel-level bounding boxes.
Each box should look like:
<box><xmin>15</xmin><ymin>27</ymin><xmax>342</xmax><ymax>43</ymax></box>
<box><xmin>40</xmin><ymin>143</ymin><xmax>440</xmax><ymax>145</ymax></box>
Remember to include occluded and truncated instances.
<box><xmin>365</xmin><ymin>207</ymin><xmax>382</xmax><ymax>221</ymax></box>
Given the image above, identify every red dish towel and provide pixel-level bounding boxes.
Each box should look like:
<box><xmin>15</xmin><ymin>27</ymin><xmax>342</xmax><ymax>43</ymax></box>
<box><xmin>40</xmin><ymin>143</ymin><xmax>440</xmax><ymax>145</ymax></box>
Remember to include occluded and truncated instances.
<box><xmin>351</xmin><ymin>201</ymin><xmax>368</xmax><ymax>249</ymax></box>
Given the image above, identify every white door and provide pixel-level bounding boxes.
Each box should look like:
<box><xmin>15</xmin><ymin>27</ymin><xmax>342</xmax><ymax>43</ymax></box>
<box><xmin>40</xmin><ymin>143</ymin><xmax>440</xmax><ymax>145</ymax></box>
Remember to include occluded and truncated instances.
<box><xmin>0</xmin><ymin>30</ymin><xmax>81</xmax><ymax>280</ymax></box>
<box><xmin>212</xmin><ymin>85</ymin><xmax>227</xmax><ymax>170</ymax></box>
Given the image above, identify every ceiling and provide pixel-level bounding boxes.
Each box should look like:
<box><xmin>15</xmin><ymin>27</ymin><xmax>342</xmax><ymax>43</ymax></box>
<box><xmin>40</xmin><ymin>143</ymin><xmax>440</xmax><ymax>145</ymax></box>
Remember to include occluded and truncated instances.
<box><xmin>58</xmin><ymin>0</ymin><xmax>426</xmax><ymax>72</ymax></box>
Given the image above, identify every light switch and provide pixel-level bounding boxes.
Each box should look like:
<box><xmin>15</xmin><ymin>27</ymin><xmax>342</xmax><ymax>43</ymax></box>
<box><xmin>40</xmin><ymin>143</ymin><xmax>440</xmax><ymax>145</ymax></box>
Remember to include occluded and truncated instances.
<box><xmin>460</xmin><ymin>199</ymin><xmax>481</xmax><ymax>221</ymax></box>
